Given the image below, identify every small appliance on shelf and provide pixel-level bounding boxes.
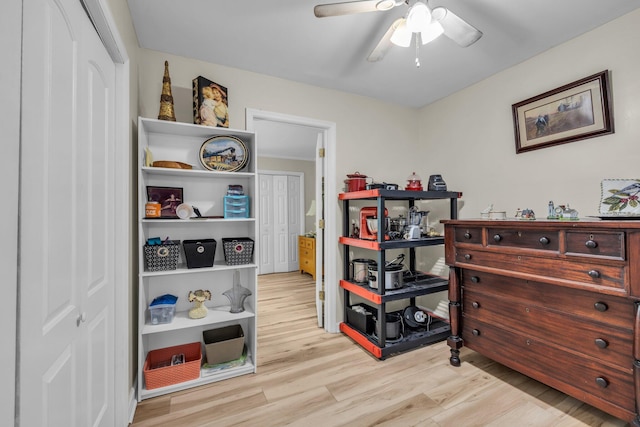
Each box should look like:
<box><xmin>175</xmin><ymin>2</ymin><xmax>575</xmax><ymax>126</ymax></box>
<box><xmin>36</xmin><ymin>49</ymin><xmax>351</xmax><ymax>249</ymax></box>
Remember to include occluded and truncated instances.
<box><xmin>405</xmin><ymin>172</ymin><xmax>423</xmax><ymax>191</ymax></box>
<box><xmin>359</xmin><ymin>207</ymin><xmax>389</xmax><ymax>240</ymax></box>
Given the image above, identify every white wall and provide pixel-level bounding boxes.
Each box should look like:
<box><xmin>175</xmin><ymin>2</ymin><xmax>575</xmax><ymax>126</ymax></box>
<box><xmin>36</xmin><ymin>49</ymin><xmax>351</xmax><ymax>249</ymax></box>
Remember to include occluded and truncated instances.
<box><xmin>137</xmin><ymin>48</ymin><xmax>420</xmax><ymax>189</ymax></box>
<box><xmin>135</xmin><ymin>9</ymin><xmax>640</xmax><ymax>329</ymax></box>
<box><xmin>418</xmin><ymin>9</ymin><xmax>640</xmax><ymax>220</ymax></box>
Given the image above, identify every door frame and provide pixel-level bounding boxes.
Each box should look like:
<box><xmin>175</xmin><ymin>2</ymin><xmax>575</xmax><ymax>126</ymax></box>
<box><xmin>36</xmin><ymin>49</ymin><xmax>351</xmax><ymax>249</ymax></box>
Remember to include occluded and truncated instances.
<box><xmin>246</xmin><ymin>109</ymin><xmax>338</xmax><ymax>333</ymax></box>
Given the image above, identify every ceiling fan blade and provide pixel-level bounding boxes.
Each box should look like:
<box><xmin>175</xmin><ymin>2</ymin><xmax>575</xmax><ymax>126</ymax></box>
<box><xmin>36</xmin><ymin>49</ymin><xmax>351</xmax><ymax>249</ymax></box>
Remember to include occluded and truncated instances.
<box><xmin>432</xmin><ymin>7</ymin><xmax>483</xmax><ymax>47</ymax></box>
<box><xmin>367</xmin><ymin>18</ymin><xmax>404</xmax><ymax>62</ymax></box>
<box><xmin>314</xmin><ymin>0</ymin><xmax>380</xmax><ymax>17</ymax></box>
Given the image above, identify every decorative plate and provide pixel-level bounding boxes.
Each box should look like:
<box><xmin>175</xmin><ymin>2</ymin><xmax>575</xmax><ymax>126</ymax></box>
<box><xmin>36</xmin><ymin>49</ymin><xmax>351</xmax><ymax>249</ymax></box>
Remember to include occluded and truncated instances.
<box><xmin>599</xmin><ymin>179</ymin><xmax>640</xmax><ymax>216</ymax></box>
<box><xmin>199</xmin><ymin>135</ymin><xmax>249</xmax><ymax>172</ymax></box>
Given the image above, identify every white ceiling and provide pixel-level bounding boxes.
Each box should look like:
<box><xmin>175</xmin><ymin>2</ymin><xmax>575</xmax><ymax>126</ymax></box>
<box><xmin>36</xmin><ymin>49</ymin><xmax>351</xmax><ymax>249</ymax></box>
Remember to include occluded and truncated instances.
<box><xmin>127</xmin><ymin>0</ymin><xmax>640</xmax><ymax>109</ymax></box>
<box><xmin>253</xmin><ymin>120</ymin><xmax>322</xmax><ymax>161</ymax></box>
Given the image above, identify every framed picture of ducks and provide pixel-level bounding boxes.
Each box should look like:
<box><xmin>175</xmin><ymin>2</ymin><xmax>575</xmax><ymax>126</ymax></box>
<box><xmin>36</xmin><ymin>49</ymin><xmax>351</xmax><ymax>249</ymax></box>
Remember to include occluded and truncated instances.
<box><xmin>512</xmin><ymin>70</ymin><xmax>613</xmax><ymax>154</ymax></box>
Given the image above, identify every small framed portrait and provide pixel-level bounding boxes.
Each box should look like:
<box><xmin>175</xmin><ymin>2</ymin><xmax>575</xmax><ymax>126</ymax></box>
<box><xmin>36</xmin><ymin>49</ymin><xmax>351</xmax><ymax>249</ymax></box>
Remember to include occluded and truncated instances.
<box><xmin>193</xmin><ymin>76</ymin><xmax>229</xmax><ymax>128</ymax></box>
<box><xmin>146</xmin><ymin>186</ymin><xmax>183</xmax><ymax>218</ymax></box>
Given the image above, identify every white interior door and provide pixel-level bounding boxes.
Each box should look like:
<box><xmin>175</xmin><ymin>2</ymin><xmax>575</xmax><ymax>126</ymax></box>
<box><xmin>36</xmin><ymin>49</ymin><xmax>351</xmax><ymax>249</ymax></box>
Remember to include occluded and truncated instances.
<box><xmin>258</xmin><ymin>172</ymin><xmax>304</xmax><ymax>275</ymax></box>
<box><xmin>19</xmin><ymin>0</ymin><xmax>116</xmax><ymax>424</ymax></box>
<box><xmin>273</xmin><ymin>175</ymin><xmax>289</xmax><ymax>272</ymax></box>
<box><xmin>258</xmin><ymin>174</ymin><xmax>274</xmax><ymax>275</ymax></box>
<box><xmin>287</xmin><ymin>176</ymin><xmax>302</xmax><ymax>271</ymax></box>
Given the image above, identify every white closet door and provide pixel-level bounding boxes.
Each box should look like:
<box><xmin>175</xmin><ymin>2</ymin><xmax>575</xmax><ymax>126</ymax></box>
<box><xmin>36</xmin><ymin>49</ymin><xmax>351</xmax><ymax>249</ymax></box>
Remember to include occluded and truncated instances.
<box><xmin>287</xmin><ymin>175</ymin><xmax>302</xmax><ymax>271</ymax></box>
<box><xmin>258</xmin><ymin>174</ymin><xmax>274</xmax><ymax>274</ymax></box>
<box><xmin>19</xmin><ymin>0</ymin><xmax>116</xmax><ymax>424</ymax></box>
<box><xmin>273</xmin><ymin>175</ymin><xmax>289</xmax><ymax>272</ymax></box>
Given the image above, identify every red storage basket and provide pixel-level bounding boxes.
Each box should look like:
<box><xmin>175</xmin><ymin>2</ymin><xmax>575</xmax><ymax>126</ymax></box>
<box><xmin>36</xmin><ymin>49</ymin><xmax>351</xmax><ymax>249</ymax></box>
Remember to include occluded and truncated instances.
<box><xmin>143</xmin><ymin>342</ymin><xmax>202</xmax><ymax>390</ymax></box>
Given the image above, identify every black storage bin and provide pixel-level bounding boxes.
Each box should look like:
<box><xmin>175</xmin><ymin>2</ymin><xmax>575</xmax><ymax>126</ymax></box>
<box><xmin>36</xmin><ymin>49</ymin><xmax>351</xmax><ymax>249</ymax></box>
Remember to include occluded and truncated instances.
<box><xmin>183</xmin><ymin>239</ymin><xmax>216</xmax><ymax>268</ymax></box>
<box><xmin>346</xmin><ymin>303</ymin><xmax>376</xmax><ymax>335</ymax></box>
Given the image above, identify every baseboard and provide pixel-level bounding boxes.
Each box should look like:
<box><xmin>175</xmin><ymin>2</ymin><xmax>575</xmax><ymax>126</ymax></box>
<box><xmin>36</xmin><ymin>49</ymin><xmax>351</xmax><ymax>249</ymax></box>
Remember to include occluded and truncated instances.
<box><xmin>128</xmin><ymin>380</ymin><xmax>137</xmax><ymax>424</ymax></box>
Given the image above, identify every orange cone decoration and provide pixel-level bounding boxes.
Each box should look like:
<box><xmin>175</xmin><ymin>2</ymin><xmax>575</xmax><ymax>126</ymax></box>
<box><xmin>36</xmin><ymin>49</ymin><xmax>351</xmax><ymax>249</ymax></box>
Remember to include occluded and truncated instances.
<box><xmin>158</xmin><ymin>60</ymin><xmax>176</xmax><ymax>121</ymax></box>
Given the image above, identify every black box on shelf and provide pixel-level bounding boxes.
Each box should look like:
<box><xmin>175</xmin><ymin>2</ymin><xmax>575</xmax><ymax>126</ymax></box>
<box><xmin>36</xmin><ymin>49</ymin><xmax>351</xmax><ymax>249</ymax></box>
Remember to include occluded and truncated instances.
<box><xmin>183</xmin><ymin>239</ymin><xmax>217</xmax><ymax>269</ymax></box>
<box><xmin>346</xmin><ymin>303</ymin><xmax>376</xmax><ymax>335</ymax></box>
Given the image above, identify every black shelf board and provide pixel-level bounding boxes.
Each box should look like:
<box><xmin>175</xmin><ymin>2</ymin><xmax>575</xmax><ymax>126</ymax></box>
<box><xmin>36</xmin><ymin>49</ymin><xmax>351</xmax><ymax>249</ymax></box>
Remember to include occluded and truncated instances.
<box><xmin>378</xmin><ymin>237</ymin><xmax>445</xmax><ymax>250</ymax></box>
<box><xmin>341</xmin><ymin>276</ymin><xmax>449</xmax><ymax>303</ymax></box>
<box><xmin>345</xmin><ymin>320</ymin><xmax>451</xmax><ymax>358</ymax></box>
<box><xmin>339</xmin><ymin>189</ymin><xmax>462</xmax><ymax>201</ymax></box>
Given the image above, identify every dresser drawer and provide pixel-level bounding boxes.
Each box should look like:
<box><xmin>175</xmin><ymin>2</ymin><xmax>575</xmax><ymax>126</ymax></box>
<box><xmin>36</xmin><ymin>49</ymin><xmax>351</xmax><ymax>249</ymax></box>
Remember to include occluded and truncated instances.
<box><xmin>462</xmin><ymin>287</ymin><xmax>633</xmax><ymax>368</ymax></box>
<box><xmin>566</xmin><ymin>231</ymin><xmax>625</xmax><ymax>260</ymax></box>
<box><xmin>487</xmin><ymin>227</ymin><xmax>559</xmax><ymax>252</ymax></box>
<box><xmin>456</xmin><ymin>250</ymin><xmax>627</xmax><ymax>291</ymax></box>
<box><xmin>453</xmin><ymin>227</ymin><xmax>483</xmax><ymax>244</ymax></box>
<box><xmin>460</xmin><ymin>270</ymin><xmax>634</xmax><ymax>329</ymax></box>
<box><xmin>302</xmin><ymin>239</ymin><xmax>314</xmax><ymax>250</ymax></box>
<box><xmin>462</xmin><ymin>318</ymin><xmax>635</xmax><ymax>417</ymax></box>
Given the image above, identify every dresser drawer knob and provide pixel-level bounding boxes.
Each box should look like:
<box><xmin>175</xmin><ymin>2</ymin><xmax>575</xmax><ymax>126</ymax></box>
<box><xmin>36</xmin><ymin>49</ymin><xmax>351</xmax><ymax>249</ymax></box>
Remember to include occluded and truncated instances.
<box><xmin>464</xmin><ymin>254</ymin><xmax>472</xmax><ymax>260</ymax></box>
<box><xmin>472</xmin><ymin>329</ymin><xmax>480</xmax><ymax>336</ymax></box>
<box><xmin>464</xmin><ymin>232</ymin><xmax>472</xmax><ymax>239</ymax></box>
<box><xmin>585</xmin><ymin>239</ymin><xmax>598</xmax><ymax>249</ymax></box>
<box><xmin>594</xmin><ymin>302</ymin><xmax>608</xmax><ymax>312</ymax></box>
<box><xmin>493</xmin><ymin>234</ymin><xmax>502</xmax><ymax>242</ymax></box>
<box><xmin>588</xmin><ymin>270</ymin><xmax>601</xmax><ymax>279</ymax></box>
<box><xmin>472</xmin><ymin>301</ymin><xmax>480</xmax><ymax>309</ymax></box>
<box><xmin>539</xmin><ymin>236</ymin><xmax>550</xmax><ymax>245</ymax></box>
<box><xmin>470</xmin><ymin>276</ymin><xmax>480</xmax><ymax>283</ymax></box>
<box><xmin>594</xmin><ymin>338</ymin><xmax>609</xmax><ymax>349</ymax></box>
<box><xmin>595</xmin><ymin>377</ymin><xmax>609</xmax><ymax>388</ymax></box>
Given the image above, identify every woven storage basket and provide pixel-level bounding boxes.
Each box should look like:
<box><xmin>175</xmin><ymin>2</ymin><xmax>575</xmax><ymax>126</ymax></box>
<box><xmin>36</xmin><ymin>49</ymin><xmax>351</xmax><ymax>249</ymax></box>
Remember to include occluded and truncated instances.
<box><xmin>222</xmin><ymin>238</ymin><xmax>254</xmax><ymax>265</ymax></box>
<box><xmin>143</xmin><ymin>240</ymin><xmax>181</xmax><ymax>271</ymax></box>
<box><xmin>143</xmin><ymin>342</ymin><xmax>201</xmax><ymax>390</ymax></box>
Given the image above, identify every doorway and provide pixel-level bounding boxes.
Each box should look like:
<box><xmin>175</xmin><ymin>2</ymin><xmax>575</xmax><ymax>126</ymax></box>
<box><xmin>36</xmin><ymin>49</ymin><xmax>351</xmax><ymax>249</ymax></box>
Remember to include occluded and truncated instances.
<box><xmin>246</xmin><ymin>109</ymin><xmax>338</xmax><ymax>333</ymax></box>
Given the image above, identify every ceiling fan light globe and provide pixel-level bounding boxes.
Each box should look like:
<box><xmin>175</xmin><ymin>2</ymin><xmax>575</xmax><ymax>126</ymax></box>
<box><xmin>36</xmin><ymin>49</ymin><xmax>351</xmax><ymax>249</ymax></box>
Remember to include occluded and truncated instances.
<box><xmin>406</xmin><ymin>2</ymin><xmax>432</xmax><ymax>33</ymax></box>
<box><xmin>420</xmin><ymin>22</ymin><xmax>444</xmax><ymax>44</ymax></box>
<box><xmin>390</xmin><ymin>20</ymin><xmax>412</xmax><ymax>47</ymax></box>
<box><xmin>375</xmin><ymin>0</ymin><xmax>396</xmax><ymax>11</ymax></box>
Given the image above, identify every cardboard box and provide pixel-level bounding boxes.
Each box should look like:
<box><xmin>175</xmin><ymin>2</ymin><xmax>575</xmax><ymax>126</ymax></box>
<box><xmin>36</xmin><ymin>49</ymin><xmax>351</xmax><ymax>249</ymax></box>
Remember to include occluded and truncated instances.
<box><xmin>203</xmin><ymin>325</ymin><xmax>244</xmax><ymax>365</ymax></box>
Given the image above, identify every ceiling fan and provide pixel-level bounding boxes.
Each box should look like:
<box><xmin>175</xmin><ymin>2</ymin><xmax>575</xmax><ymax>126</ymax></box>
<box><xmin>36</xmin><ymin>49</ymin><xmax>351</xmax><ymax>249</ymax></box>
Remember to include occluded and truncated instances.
<box><xmin>314</xmin><ymin>0</ymin><xmax>483</xmax><ymax>63</ymax></box>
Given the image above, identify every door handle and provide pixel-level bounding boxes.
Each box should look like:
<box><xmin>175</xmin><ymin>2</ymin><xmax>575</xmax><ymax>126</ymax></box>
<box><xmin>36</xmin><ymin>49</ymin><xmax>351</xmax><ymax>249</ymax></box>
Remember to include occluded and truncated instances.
<box><xmin>76</xmin><ymin>312</ymin><xmax>87</xmax><ymax>327</ymax></box>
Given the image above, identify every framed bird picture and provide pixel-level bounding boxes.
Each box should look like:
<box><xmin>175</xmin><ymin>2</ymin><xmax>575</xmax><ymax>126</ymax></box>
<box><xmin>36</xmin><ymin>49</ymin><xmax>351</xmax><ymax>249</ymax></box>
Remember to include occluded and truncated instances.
<box><xmin>598</xmin><ymin>179</ymin><xmax>640</xmax><ymax>218</ymax></box>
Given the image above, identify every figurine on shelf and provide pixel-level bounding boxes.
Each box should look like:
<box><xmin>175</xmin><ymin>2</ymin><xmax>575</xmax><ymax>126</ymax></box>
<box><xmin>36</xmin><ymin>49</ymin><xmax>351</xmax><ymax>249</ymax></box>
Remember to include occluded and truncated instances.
<box><xmin>556</xmin><ymin>204</ymin><xmax>579</xmax><ymax>220</ymax></box>
<box><xmin>224</xmin><ymin>270</ymin><xmax>252</xmax><ymax>313</ymax></box>
<box><xmin>350</xmin><ymin>219</ymin><xmax>360</xmax><ymax>239</ymax></box>
<box><xmin>547</xmin><ymin>201</ymin><xmax>558</xmax><ymax>219</ymax></box>
<box><xmin>188</xmin><ymin>289</ymin><xmax>211</xmax><ymax>319</ymax></box>
<box><xmin>515</xmin><ymin>208</ymin><xmax>536</xmax><ymax>220</ymax></box>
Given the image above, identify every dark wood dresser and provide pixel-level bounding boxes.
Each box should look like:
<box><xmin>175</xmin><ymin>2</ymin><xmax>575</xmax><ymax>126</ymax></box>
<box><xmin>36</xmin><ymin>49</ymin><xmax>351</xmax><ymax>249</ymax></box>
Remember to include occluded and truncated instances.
<box><xmin>442</xmin><ymin>219</ymin><xmax>640</xmax><ymax>425</ymax></box>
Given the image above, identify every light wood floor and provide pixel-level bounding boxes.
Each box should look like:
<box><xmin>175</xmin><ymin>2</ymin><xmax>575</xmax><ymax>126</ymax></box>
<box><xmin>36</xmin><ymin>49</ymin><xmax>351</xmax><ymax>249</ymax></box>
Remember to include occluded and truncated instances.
<box><xmin>131</xmin><ymin>272</ymin><xmax>628</xmax><ymax>426</ymax></box>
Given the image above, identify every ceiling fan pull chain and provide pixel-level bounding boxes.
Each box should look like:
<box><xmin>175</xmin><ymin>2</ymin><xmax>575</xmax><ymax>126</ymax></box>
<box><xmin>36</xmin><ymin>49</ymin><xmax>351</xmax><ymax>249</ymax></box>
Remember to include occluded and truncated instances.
<box><xmin>415</xmin><ymin>33</ymin><xmax>420</xmax><ymax>67</ymax></box>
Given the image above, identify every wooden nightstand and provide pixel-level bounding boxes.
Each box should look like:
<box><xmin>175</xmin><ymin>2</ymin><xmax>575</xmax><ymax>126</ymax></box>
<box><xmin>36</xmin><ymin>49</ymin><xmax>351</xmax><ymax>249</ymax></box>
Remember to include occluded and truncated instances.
<box><xmin>298</xmin><ymin>235</ymin><xmax>316</xmax><ymax>280</ymax></box>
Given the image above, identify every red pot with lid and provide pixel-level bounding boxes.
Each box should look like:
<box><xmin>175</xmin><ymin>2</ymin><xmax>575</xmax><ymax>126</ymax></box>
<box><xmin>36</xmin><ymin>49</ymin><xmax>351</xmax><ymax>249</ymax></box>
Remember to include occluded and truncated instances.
<box><xmin>345</xmin><ymin>171</ymin><xmax>369</xmax><ymax>192</ymax></box>
<box><xmin>405</xmin><ymin>172</ymin><xmax>423</xmax><ymax>191</ymax></box>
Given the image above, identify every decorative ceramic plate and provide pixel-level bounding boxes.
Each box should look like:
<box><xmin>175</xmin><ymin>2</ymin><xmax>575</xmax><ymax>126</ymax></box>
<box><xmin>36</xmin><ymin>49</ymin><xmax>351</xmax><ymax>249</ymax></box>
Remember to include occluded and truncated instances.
<box><xmin>199</xmin><ymin>135</ymin><xmax>249</xmax><ymax>172</ymax></box>
<box><xmin>599</xmin><ymin>179</ymin><xmax>640</xmax><ymax>217</ymax></box>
